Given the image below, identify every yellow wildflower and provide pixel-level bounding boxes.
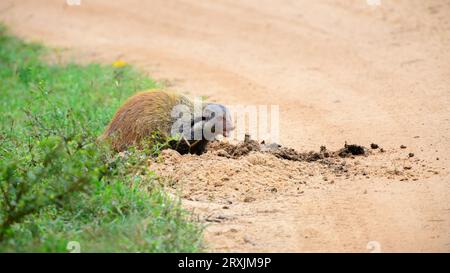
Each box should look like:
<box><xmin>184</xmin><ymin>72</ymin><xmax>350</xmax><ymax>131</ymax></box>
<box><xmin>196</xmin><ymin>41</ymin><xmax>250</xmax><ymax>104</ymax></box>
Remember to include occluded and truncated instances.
<box><xmin>112</xmin><ymin>60</ymin><xmax>127</xmax><ymax>68</ymax></box>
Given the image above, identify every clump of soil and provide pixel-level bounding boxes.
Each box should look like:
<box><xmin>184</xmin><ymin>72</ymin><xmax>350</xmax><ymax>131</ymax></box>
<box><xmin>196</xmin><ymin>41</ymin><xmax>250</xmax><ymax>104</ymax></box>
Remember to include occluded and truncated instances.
<box><xmin>149</xmin><ymin>138</ymin><xmax>433</xmax><ymax>206</ymax></box>
<box><xmin>206</xmin><ymin>137</ymin><xmax>368</xmax><ymax>162</ymax></box>
<box><xmin>147</xmin><ymin>135</ymin><xmax>438</xmax><ymax>204</ymax></box>
<box><xmin>269</xmin><ymin>147</ymin><xmax>324</xmax><ymax>162</ymax></box>
<box><xmin>336</xmin><ymin>143</ymin><xmax>367</xmax><ymax>157</ymax></box>
<box><xmin>206</xmin><ymin>139</ymin><xmax>261</xmax><ymax>158</ymax></box>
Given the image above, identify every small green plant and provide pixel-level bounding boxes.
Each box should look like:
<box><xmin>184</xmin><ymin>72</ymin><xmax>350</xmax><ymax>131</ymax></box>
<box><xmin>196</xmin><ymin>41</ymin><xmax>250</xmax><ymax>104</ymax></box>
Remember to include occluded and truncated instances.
<box><xmin>0</xmin><ymin>129</ymin><xmax>101</xmax><ymax>242</ymax></box>
<box><xmin>0</xmin><ymin>24</ymin><xmax>203</xmax><ymax>252</ymax></box>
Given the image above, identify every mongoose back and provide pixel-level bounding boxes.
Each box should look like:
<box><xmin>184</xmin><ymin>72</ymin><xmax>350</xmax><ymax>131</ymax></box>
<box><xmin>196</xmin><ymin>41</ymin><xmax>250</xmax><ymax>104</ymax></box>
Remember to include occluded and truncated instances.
<box><xmin>102</xmin><ymin>90</ymin><xmax>233</xmax><ymax>154</ymax></box>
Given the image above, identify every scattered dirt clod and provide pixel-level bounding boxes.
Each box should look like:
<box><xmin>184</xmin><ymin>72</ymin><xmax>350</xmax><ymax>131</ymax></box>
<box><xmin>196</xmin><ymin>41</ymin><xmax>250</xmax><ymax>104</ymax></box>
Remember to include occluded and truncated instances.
<box><xmin>337</xmin><ymin>144</ymin><xmax>367</xmax><ymax>157</ymax></box>
<box><xmin>207</xmin><ymin>139</ymin><xmax>369</xmax><ymax>162</ymax></box>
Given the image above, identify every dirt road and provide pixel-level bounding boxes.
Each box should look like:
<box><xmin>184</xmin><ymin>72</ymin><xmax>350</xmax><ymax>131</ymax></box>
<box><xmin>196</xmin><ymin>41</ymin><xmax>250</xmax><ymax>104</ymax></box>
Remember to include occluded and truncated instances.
<box><xmin>1</xmin><ymin>0</ymin><xmax>449</xmax><ymax>252</ymax></box>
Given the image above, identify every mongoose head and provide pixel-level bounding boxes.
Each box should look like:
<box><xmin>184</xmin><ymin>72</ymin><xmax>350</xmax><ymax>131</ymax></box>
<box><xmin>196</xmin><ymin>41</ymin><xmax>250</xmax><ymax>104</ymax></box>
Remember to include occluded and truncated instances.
<box><xmin>190</xmin><ymin>103</ymin><xmax>234</xmax><ymax>141</ymax></box>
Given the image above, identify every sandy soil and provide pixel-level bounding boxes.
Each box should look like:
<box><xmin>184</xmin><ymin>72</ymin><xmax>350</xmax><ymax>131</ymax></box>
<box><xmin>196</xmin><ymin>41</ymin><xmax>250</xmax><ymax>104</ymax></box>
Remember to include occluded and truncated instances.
<box><xmin>1</xmin><ymin>0</ymin><xmax>449</xmax><ymax>252</ymax></box>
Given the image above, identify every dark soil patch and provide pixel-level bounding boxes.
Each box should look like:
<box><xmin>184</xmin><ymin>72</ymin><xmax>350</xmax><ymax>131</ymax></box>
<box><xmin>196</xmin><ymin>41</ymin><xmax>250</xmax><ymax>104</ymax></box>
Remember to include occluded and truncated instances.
<box><xmin>168</xmin><ymin>139</ymin><xmax>209</xmax><ymax>155</ymax></box>
<box><xmin>337</xmin><ymin>143</ymin><xmax>368</xmax><ymax>157</ymax></box>
<box><xmin>206</xmin><ymin>138</ymin><xmax>369</xmax><ymax>162</ymax></box>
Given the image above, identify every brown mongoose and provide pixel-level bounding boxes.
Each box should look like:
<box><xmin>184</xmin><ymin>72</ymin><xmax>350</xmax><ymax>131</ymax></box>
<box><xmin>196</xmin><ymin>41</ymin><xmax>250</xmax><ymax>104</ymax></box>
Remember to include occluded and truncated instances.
<box><xmin>102</xmin><ymin>90</ymin><xmax>233</xmax><ymax>154</ymax></box>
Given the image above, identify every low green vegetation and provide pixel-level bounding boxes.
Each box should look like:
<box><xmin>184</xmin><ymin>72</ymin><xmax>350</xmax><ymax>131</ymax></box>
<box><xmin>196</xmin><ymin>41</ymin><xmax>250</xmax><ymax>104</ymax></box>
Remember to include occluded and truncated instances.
<box><xmin>0</xmin><ymin>24</ymin><xmax>203</xmax><ymax>252</ymax></box>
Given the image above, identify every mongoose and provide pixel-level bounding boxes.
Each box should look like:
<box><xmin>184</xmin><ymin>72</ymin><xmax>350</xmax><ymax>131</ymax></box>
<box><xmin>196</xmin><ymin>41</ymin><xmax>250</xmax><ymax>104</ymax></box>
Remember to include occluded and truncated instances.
<box><xmin>102</xmin><ymin>90</ymin><xmax>233</xmax><ymax>154</ymax></box>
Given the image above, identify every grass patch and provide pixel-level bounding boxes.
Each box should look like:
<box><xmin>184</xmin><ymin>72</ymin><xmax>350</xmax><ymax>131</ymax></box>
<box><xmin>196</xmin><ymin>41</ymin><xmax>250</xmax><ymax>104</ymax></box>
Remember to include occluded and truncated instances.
<box><xmin>0</xmin><ymin>24</ymin><xmax>203</xmax><ymax>252</ymax></box>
